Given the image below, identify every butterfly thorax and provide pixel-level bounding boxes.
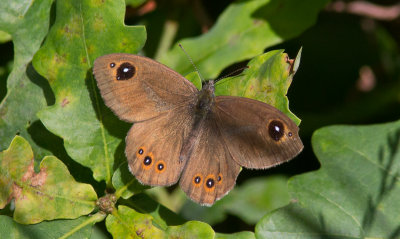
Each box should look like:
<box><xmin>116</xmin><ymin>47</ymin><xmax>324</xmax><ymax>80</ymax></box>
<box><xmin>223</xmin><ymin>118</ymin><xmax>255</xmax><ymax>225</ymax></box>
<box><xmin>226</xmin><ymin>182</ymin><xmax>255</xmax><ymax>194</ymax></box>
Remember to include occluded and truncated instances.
<box><xmin>179</xmin><ymin>80</ymin><xmax>215</xmax><ymax>162</ymax></box>
<box><xmin>195</xmin><ymin>80</ymin><xmax>215</xmax><ymax>117</ymax></box>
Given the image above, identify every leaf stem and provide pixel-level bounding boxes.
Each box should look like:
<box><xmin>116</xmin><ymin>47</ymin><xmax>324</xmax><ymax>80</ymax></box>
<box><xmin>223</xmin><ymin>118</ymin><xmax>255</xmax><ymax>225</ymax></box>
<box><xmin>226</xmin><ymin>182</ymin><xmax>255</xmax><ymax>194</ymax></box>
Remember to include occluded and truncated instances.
<box><xmin>114</xmin><ymin>178</ymin><xmax>135</xmax><ymax>199</ymax></box>
<box><xmin>59</xmin><ymin>212</ymin><xmax>106</xmax><ymax>239</ymax></box>
<box><xmin>154</xmin><ymin>20</ymin><xmax>178</xmax><ymax>61</ymax></box>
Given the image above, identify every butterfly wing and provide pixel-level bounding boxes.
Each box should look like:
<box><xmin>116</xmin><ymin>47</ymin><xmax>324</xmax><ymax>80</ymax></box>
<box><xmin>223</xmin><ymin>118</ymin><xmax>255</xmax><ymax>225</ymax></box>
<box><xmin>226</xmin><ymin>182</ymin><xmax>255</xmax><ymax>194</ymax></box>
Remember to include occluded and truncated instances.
<box><xmin>179</xmin><ymin>115</ymin><xmax>241</xmax><ymax>206</ymax></box>
<box><xmin>214</xmin><ymin>96</ymin><xmax>303</xmax><ymax>169</ymax></box>
<box><xmin>93</xmin><ymin>53</ymin><xmax>197</xmax><ymax>122</ymax></box>
<box><xmin>93</xmin><ymin>53</ymin><xmax>198</xmax><ymax>185</ymax></box>
<box><xmin>125</xmin><ymin>107</ymin><xmax>196</xmax><ymax>186</ymax></box>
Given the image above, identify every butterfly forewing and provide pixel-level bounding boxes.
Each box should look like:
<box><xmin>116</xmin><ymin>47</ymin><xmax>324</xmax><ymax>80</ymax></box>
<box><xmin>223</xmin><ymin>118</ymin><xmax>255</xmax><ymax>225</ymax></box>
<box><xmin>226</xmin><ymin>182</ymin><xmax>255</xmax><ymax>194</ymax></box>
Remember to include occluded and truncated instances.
<box><xmin>93</xmin><ymin>53</ymin><xmax>197</xmax><ymax>123</ymax></box>
<box><xmin>214</xmin><ymin>96</ymin><xmax>303</xmax><ymax>169</ymax></box>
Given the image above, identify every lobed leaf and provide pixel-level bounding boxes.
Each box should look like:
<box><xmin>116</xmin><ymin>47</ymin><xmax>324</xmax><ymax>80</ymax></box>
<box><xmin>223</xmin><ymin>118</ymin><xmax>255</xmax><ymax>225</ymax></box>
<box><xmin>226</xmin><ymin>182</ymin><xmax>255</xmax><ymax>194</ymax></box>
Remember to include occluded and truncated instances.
<box><xmin>215</xmin><ymin>49</ymin><xmax>301</xmax><ymax>124</ymax></box>
<box><xmin>0</xmin><ymin>214</ymin><xmax>105</xmax><ymax>239</ymax></box>
<box><xmin>181</xmin><ymin>176</ymin><xmax>291</xmax><ymax>225</ymax></box>
<box><xmin>256</xmin><ymin>120</ymin><xmax>400</xmax><ymax>238</ymax></box>
<box><xmin>215</xmin><ymin>231</ymin><xmax>255</xmax><ymax>239</ymax></box>
<box><xmin>160</xmin><ymin>0</ymin><xmax>328</xmax><ymax>79</ymax></box>
<box><xmin>32</xmin><ymin>0</ymin><xmax>146</xmax><ymax>183</ymax></box>
<box><xmin>125</xmin><ymin>0</ymin><xmax>148</xmax><ymax>7</ymax></box>
<box><xmin>124</xmin><ymin>193</ymin><xmax>186</xmax><ymax>229</ymax></box>
<box><xmin>106</xmin><ymin>205</ymin><xmax>164</xmax><ymax>238</ymax></box>
<box><xmin>165</xmin><ymin>221</ymin><xmax>215</xmax><ymax>238</ymax></box>
<box><xmin>0</xmin><ymin>136</ymin><xmax>97</xmax><ymax>224</ymax></box>
<box><xmin>113</xmin><ymin>162</ymin><xmax>149</xmax><ymax>200</ymax></box>
<box><xmin>106</xmin><ymin>205</ymin><xmax>215</xmax><ymax>239</ymax></box>
<box><xmin>0</xmin><ymin>0</ymin><xmax>54</xmax><ymax>161</ymax></box>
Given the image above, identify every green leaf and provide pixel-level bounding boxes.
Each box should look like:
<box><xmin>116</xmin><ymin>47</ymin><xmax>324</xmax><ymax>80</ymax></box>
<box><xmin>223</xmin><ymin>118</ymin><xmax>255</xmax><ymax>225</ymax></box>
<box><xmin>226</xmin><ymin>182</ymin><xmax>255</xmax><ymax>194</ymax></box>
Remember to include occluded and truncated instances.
<box><xmin>106</xmin><ymin>205</ymin><xmax>215</xmax><ymax>239</ymax></box>
<box><xmin>32</xmin><ymin>0</ymin><xmax>146</xmax><ymax>183</ymax></box>
<box><xmin>123</xmin><ymin>193</ymin><xmax>186</xmax><ymax>229</ymax></box>
<box><xmin>0</xmin><ymin>30</ymin><xmax>11</xmax><ymax>43</ymax></box>
<box><xmin>181</xmin><ymin>176</ymin><xmax>290</xmax><ymax>225</ymax></box>
<box><xmin>0</xmin><ymin>0</ymin><xmax>54</xmax><ymax>161</ymax></box>
<box><xmin>165</xmin><ymin>221</ymin><xmax>215</xmax><ymax>238</ymax></box>
<box><xmin>185</xmin><ymin>71</ymin><xmax>202</xmax><ymax>91</ymax></box>
<box><xmin>161</xmin><ymin>0</ymin><xmax>328</xmax><ymax>79</ymax></box>
<box><xmin>0</xmin><ymin>214</ymin><xmax>105</xmax><ymax>239</ymax></box>
<box><xmin>215</xmin><ymin>49</ymin><xmax>301</xmax><ymax>124</ymax></box>
<box><xmin>0</xmin><ymin>136</ymin><xmax>98</xmax><ymax>224</ymax></box>
<box><xmin>125</xmin><ymin>0</ymin><xmax>147</xmax><ymax>7</ymax></box>
<box><xmin>225</xmin><ymin>176</ymin><xmax>290</xmax><ymax>225</ymax></box>
<box><xmin>256</xmin><ymin>120</ymin><xmax>400</xmax><ymax>238</ymax></box>
<box><xmin>113</xmin><ymin>162</ymin><xmax>148</xmax><ymax>199</ymax></box>
<box><xmin>215</xmin><ymin>231</ymin><xmax>255</xmax><ymax>239</ymax></box>
<box><xmin>106</xmin><ymin>205</ymin><xmax>164</xmax><ymax>238</ymax></box>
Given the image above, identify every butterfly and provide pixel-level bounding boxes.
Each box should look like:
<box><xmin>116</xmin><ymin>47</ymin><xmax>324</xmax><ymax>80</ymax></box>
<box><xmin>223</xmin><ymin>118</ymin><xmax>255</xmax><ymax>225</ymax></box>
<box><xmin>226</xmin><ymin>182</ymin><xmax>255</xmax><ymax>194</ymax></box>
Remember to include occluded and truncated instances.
<box><xmin>93</xmin><ymin>53</ymin><xmax>303</xmax><ymax>205</ymax></box>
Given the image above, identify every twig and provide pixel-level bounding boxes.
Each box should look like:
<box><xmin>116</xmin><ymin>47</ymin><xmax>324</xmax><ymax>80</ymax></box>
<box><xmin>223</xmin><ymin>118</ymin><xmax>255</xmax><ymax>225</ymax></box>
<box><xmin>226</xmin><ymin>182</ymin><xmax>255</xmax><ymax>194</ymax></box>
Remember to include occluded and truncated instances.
<box><xmin>327</xmin><ymin>1</ymin><xmax>400</xmax><ymax>21</ymax></box>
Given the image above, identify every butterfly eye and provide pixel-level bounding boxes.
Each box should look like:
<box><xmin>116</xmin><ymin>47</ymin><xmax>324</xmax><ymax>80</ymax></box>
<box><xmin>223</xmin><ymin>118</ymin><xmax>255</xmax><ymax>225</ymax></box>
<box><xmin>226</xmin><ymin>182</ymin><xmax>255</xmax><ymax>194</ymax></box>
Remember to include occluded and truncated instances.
<box><xmin>268</xmin><ymin>120</ymin><xmax>285</xmax><ymax>141</ymax></box>
<box><xmin>116</xmin><ymin>62</ymin><xmax>136</xmax><ymax>81</ymax></box>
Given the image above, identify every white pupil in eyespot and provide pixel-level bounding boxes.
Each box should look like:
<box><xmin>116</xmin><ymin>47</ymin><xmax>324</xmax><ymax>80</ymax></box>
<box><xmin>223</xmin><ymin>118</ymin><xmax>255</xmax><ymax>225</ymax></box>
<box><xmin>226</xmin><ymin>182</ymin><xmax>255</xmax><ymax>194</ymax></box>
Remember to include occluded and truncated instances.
<box><xmin>274</xmin><ymin>126</ymin><xmax>280</xmax><ymax>132</ymax></box>
<box><xmin>123</xmin><ymin>68</ymin><xmax>129</xmax><ymax>73</ymax></box>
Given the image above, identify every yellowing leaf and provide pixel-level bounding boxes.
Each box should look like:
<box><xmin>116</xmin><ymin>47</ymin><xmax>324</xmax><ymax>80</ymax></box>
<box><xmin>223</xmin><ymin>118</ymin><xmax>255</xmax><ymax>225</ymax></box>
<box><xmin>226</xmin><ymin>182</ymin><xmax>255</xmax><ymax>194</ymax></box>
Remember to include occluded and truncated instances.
<box><xmin>0</xmin><ymin>136</ymin><xmax>97</xmax><ymax>224</ymax></box>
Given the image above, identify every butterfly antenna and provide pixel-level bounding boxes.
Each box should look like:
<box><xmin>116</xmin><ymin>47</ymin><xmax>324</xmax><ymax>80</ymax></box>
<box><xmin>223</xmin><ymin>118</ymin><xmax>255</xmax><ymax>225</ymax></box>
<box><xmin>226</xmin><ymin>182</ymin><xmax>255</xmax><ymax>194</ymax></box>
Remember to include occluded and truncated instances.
<box><xmin>179</xmin><ymin>43</ymin><xmax>205</xmax><ymax>83</ymax></box>
<box><xmin>214</xmin><ymin>66</ymin><xmax>250</xmax><ymax>84</ymax></box>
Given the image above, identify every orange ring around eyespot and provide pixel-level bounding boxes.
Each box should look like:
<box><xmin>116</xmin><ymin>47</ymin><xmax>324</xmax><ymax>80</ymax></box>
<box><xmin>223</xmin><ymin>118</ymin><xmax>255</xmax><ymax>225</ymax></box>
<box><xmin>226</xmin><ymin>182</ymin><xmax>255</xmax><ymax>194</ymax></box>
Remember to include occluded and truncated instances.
<box><xmin>141</xmin><ymin>152</ymin><xmax>154</xmax><ymax>170</ymax></box>
<box><xmin>155</xmin><ymin>160</ymin><xmax>166</xmax><ymax>173</ymax></box>
<box><xmin>136</xmin><ymin>146</ymin><xmax>146</xmax><ymax>158</ymax></box>
<box><xmin>192</xmin><ymin>174</ymin><xmax>202</xmax><ymax>187</ymax></box>
<box><xmin>204</xmin><ymin>174</ymin><xmax>216</xmax><ymax>192</ymax></box>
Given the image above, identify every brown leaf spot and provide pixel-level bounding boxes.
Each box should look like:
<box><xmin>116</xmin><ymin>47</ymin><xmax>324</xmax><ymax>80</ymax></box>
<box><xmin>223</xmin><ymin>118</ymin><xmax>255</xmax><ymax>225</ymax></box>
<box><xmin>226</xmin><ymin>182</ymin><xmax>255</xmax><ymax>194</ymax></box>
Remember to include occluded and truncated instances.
<box><xmin>253</xmin><ymin>19</ymin><xmax>263</xmax><ymax>26</ymax></box>
<box><xmin>21</xmin><ymin>159</ymin><xmax>35</xmax><ymax>182</ymax></box>
<box><xmin>12</xmin><ymin>183</ymin><xmax>23</xmax><ymax>200</ymax></box>
<box><xmin>64</xmin><ymin>26</ymin><xmax>70</xmax><ymax>33</ymax></box>
<box><xmin>136</xmin><ymin>229</ymin><xmax>144</xmax><ymax>238</ymax></box>
<box><xmin>21</xmin><ymin>158</ymin><xmax>47</xmax><ymax>187</ymax></box>
<box><xmin>31</xmin><ymin>167</ymin><xmax>47</xmax><ymax>187</ymax></box>
<box><xmin>0</xmin><ymin>105</ymin><xmax>8</xmax><ymax>117</ymax></box>
<box><xmin>61</xmin><ymin>98</ymin><xmax>70</xmax><ymax>107</ymax></box>
<box><xmin>286</xmin><ymin>56</ymin><xmax>295</xmax><ymax>74</ymax></box>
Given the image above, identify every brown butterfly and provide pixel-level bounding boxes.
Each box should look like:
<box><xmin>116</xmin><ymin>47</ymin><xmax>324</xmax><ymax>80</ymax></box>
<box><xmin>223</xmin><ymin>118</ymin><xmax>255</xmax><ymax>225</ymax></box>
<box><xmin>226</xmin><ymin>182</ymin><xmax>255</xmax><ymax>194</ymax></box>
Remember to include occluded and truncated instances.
<box><xmin>93</xmin><ymin>53</ymin><xmax>303</xmax><ymax>205</ymax></box>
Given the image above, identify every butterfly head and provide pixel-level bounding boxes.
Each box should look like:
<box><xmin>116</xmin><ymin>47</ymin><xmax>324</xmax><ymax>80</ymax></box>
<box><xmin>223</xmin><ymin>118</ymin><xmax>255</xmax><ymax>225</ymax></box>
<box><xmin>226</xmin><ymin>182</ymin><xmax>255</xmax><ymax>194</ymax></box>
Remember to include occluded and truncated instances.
<box><xmin>196</xmin><ymin>80</ymin><xmax>215</xmax><ymax>114</ymax></box>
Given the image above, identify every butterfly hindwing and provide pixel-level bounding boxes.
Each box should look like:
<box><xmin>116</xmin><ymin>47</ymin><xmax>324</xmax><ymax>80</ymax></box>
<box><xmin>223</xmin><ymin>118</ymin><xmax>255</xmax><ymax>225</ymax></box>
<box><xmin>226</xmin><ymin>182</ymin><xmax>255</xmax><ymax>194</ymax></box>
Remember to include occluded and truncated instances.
<box><xmin>126</xmin><ymin>103</ymin><xmax>196</xmax><ymax>186</ymax></box>
<box><xmin>179</xmin><ymin>115</ymin><xmax>241</xmax><ymax>205</ymax></box>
